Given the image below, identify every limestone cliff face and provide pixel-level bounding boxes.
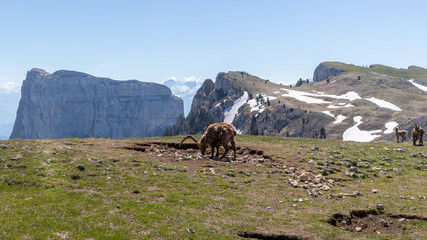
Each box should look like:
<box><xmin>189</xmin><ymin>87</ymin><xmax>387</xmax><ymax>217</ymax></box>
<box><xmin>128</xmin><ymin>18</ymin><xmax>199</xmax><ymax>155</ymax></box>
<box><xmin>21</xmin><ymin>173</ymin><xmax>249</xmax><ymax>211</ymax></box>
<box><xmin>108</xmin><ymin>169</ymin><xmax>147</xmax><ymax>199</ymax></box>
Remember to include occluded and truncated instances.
<box><xmin>190</xmin><ymin>79</ymin><xmax>214</xmax><ymax>113</ymax></box>
<box><xmin>313</xmin><ymin>63</ymin><xmax>346</xmax><ymax>82</ymax></box>
<box><xmin>10</xmin><ymin>68</ymin><xmax>183</xmax><ymax>139</ymax></box>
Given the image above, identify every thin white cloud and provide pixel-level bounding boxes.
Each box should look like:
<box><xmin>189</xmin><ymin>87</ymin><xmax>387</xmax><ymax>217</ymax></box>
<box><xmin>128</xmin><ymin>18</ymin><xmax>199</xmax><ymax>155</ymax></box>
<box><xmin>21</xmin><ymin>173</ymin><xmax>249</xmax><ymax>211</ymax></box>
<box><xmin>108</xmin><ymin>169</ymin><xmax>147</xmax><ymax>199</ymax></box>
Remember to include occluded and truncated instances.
<box><xmin>1</xmin><ymin>81</ymin><xmax>21</xmax><ymax>94</ymax></box>
<box><xmin>182</xmin><ymin>76</ymin><xmax>202</xmax><ymax>83</ymax></box>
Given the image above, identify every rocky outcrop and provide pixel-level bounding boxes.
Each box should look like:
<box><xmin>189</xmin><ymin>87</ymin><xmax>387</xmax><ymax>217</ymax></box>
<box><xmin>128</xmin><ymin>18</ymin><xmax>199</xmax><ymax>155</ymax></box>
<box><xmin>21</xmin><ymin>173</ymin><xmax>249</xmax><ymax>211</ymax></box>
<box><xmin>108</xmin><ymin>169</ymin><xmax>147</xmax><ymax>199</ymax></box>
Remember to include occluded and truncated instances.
<box><xmin>10</xmin><ymin>68</ymin><xmax>183</xmax><ymax>139</ymax></box>
<box><xmin>190</xmin><ymin>79</ymin><xmax>214</xmax><ymax>113</ymax></box>
<box><xmin>166</xmin><ymin>71</ymin><xmax>328</xmax><ymax>138</ymax></box>
<box><xmin>166</xmin><ymin>72</ymin><xmax>244</xmax><ymax>135</ymax></box>
<box><xmin>313</xmin><ymin>63</ymin><xmax>346</xmax><ymax>82</ymax></box>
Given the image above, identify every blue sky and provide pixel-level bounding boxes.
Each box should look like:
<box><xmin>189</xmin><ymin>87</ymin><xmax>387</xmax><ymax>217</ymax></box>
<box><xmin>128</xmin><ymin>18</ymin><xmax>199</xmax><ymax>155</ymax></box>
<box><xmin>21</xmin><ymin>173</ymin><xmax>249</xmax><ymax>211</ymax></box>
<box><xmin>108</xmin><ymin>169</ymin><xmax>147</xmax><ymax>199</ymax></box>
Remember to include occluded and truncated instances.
<box><xmin>1</xmin><ymin>0</ymin><xmax>427</xmax><ymax>89</ymax></box>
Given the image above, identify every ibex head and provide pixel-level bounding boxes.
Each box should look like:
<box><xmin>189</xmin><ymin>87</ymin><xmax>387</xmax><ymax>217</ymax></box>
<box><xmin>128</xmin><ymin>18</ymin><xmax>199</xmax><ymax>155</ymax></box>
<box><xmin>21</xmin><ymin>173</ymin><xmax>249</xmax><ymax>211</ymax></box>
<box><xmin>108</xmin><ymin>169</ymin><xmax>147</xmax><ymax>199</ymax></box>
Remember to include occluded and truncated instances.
<box><xmin>180</xmin><ymin>135</ymin><xmax>205</xmax><ymax>154</ymax></box>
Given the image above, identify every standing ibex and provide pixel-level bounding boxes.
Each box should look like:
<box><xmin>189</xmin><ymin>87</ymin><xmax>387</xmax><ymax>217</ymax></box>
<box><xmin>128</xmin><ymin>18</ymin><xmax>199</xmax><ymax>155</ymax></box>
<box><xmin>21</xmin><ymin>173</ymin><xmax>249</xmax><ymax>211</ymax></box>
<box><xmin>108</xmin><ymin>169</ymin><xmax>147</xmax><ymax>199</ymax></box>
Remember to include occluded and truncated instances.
<box><xmin>180</xmin><ymin>122</ymin><xmax>237</xmax><ymax>159</ymax></box>
<box><xmin>394</xmin><ymin>127</ymin><xmax>408</xmax><ymax>143</ymax></box>
<box><xmin>412</xmin><ymin>124</ymin><xmax>424</xmax><ymax>146</ymax></box>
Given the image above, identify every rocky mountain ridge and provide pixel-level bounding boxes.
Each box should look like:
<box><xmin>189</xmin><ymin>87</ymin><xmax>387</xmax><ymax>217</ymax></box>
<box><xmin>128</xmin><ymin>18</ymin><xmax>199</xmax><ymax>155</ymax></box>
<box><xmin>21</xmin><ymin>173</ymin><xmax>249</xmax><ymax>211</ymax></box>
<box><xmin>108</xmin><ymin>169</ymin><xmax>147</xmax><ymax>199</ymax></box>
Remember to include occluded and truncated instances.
<box><xmin>10</xmin><ymin>68</ymin><xmax>183</xmax><ymax>139</ymax></box>
<box><xmin>167</xmin><ymin>62</ymin><xmax>427</xmax><ymax>142</ymax></box>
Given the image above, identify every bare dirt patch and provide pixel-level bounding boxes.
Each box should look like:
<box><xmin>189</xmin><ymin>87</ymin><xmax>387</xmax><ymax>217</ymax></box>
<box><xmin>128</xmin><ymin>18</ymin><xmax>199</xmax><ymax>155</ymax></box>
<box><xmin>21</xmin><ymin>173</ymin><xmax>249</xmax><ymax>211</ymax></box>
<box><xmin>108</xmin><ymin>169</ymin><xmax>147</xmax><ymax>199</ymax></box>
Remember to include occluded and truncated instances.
<box><xmin>237</xmin><ymin>232</ymin><xmax>310</xmax><ymax>240</ymax></box>
<box><xmin>328</xmin><ymin>209</ymin><xmax>427</xmax><ymax>235</ymax></box>
<box><xmin>121</xmin><ymin>141</ymin><xmax>279</xmax><ymax>165</ymax></box>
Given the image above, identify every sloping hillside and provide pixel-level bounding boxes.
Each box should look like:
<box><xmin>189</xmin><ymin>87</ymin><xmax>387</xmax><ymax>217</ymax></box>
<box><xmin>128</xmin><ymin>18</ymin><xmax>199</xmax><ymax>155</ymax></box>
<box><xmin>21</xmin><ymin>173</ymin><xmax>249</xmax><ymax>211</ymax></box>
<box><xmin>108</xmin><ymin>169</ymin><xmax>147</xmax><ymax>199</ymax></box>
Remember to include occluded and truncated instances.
<box><xmin>169</xmin><ymin>62</ymin><xmax>427</xmax><ymax>142</ymax></box>
<box><xmin>0</xmin><ymin>136</ymin><xmax>426</xmax><ymax>239</ymax></box>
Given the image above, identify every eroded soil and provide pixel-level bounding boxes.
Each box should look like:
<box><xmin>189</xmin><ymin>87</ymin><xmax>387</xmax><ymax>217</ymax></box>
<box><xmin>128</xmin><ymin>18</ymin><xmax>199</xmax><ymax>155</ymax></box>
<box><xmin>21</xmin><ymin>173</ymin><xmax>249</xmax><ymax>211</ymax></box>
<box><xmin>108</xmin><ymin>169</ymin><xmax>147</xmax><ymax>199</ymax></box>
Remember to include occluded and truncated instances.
<box><xmin>328</xmin><ymin>209</ymin><xmax>427</xmax><ymax>234</ymax></box>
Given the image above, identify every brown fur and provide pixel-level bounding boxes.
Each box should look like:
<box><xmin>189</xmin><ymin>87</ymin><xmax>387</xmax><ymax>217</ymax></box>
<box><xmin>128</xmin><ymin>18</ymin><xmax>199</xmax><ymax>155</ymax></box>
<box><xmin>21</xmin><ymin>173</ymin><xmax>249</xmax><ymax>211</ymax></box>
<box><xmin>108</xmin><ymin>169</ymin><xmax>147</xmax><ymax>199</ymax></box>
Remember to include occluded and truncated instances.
<box><xmin>180</xmin><ymin>122</ymin><xmax>237</xmax><ymax>159</ymax></box>
<box><xmin>394</xmin><ymin>127</ymin><xmax>408</xmax><ymax>143</ymax></box>
<box><xmin>412</xmin><ymin>124</ymin><xmax>424</xmax><ymax>146</ymax></box>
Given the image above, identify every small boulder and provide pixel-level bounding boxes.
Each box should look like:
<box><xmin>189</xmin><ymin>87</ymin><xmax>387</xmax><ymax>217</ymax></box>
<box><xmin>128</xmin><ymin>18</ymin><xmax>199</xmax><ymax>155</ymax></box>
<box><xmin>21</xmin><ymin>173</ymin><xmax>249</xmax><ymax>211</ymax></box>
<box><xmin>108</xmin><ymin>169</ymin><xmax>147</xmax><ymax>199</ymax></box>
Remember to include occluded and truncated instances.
<box><xmin>77</xmin><ymin>164</ymin><xmax>86</xmax><ymax>171</ymax></box>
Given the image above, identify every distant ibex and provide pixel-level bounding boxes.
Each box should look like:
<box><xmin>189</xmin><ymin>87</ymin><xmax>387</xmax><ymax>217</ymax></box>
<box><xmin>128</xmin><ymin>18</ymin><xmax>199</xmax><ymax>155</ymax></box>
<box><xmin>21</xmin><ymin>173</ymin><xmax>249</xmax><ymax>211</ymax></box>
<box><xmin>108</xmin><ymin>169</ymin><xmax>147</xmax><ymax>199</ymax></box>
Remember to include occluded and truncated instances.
<box><xmin>412</xmin><ymin>124</ymin><xmax>424</xmax><ymax>146</ymax></box>
<box><xmin>394</xmin><ymin>127</ymin><xmax>408</xmax><ymax>143</ymax></box>
<box><xmin>180</xmin><ymin>122</ymin><xmax>237</xmax><ymax>159</ymax></box>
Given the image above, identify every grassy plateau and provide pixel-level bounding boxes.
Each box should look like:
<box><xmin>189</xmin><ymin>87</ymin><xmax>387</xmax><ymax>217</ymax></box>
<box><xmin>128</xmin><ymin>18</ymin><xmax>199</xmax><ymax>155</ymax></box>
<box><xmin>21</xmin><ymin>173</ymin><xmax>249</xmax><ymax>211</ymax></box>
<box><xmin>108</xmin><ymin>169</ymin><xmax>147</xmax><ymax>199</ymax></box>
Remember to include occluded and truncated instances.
<box><xmin>0</xmin><ymin>135</ymin><xmax>426</xmax><ymax>239</ymax></box>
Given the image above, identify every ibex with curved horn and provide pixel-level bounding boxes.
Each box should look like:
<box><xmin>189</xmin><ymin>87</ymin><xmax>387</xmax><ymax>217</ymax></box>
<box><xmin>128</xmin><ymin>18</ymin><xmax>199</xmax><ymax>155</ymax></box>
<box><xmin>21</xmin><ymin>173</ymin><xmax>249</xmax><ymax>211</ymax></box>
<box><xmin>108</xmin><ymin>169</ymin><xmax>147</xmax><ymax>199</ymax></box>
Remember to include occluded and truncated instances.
<box><xmin>180</xmin><ymin>122</ymin><xmax>237</xmax><ymax>159</ymax></box>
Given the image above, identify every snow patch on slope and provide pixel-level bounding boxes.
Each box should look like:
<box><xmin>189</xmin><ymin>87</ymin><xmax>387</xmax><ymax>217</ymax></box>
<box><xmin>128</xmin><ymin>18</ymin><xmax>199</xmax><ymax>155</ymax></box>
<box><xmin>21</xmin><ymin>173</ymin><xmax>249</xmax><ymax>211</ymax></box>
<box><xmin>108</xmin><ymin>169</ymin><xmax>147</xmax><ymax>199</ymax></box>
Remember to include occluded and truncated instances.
<box><xmin>408</xmin><ymin>79</ymin><xmax>427</xmax><ymax>92</ymax></box>
<box><xmin>343</xmin><ymin>116</ymin><xmax>382</xmax><ymax>142</ymax></box>
<box><xmin>384</xmin><ymin>121</ymin><xmax>399</xmax><ymax>134</ymax></box>
<box><xmin>366</xmin><ymin>97</ymin><xmax>402</xmax><ymax>111</ymax></box>
<box><xmin>224</xmin><ymin>91</ymin><xmax>248</xmax><ymax>124</ymax></box>
<box><xmin>322</xmin><ymin>111</ymin><xmax>347</xmax><ymax>124</ymax></box>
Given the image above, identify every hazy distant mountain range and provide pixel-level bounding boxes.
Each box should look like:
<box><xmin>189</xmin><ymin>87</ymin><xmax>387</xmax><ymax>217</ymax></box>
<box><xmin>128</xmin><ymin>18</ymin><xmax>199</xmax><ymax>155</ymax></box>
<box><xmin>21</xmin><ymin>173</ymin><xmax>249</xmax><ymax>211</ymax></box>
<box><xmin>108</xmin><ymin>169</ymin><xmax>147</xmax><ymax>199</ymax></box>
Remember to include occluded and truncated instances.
<box><xmin>163</xmin><ymin>77</ymin><xmax>203</xmax><ymax>116</ymax></box>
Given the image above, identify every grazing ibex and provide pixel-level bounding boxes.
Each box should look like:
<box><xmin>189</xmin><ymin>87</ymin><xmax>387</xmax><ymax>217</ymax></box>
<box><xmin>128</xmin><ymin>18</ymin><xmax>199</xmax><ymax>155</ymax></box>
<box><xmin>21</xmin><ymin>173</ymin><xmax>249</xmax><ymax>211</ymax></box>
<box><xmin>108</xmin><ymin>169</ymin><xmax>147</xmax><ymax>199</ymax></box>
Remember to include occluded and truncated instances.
<box><xmin>180</xmin><ymin>122</ymin><xmax>237</xmax><ymax>159</ymax></box>
<box><xmin>394</xmin><ymin>127</ymin><xmax>408</xmax><ymax>143</ymax></box>
<box><xmin>412</xmin><ymin>124</ymin><xmax>424</xmax><ymax>146</ymax></box>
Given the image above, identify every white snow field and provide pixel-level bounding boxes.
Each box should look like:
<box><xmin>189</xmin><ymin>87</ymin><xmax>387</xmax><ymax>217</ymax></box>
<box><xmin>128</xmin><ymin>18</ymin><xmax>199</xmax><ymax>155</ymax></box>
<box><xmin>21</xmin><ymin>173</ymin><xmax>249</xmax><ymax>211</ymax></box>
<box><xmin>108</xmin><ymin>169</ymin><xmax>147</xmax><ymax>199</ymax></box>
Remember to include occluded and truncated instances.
<box><xmin>224</xmin><ymin>91</ymin><xmax>248</xmax><ymax>124</ymax></box>
<box><xmin>343</xmin><ymin>116</ymin><xmax>382</xmax><ymax>142</ymax></box>
<box><xmin>333</xmin><ymin>114</ymin><xmax>347</xmax><ymax>124</ymax></box>
<box><xmin>327</xmin><ymin>103</ymin><xmax>354</xmax><ymax>109</ymax></box>
<box><xmin>384</xmin><ymin>121</ymin><xmax>399</xmax><ymax>134</ymax></box>
<box><xmin>322</xmin><ymin>111</ymin><xmax>347</xmax><ymax>124</ymax></box>
<box><xmin>322</xmin><ymin>111</ymin><xmax>334</xmax><ymax>118</ymax></box>
<box><xmin>281</xmin><ymin>88</ymin><xmax>402</xmax><ymax>111</ymax></box>
<box><xmin>408</xmin><ymin>79</ymin><xmax>427</xmax><ymax>92</ymax></box>
<box><xmin>366</xmin><ymin>97</ymin><xmax>402</xmax><ymax>111</ymax></box>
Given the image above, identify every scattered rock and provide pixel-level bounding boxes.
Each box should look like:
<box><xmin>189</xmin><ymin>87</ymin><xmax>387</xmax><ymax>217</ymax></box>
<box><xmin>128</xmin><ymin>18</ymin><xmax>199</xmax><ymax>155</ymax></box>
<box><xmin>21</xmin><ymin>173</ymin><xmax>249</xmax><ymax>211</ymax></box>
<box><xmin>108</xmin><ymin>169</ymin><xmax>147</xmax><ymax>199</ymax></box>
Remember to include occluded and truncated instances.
<box><xmin>355</xmin><ymin>227</ymin><xmax>362</xmax><ymax>232</ymax></box>
<box><xmin>289</xmin><ymin>179</ymin><xmax>299</xmax><ymax>188</ymax></box>
<box><xmin>77</xmin><ymin>164</ymin><xmax>86</xmax><ymax>171</ymax></box>
<box><xmin>17</xmin><ymin>164</ymin><xmax>25</xmax><ymax>169</ymax></box>
<box><xmin>308</xmin><ymin>160</ymin><xmax>316</xmax><ymax>165</ymax></box>
<box><xmin>298</xmin><ymin>173</ymin><xmax>310</xmax><ymax>182</ymax></box>
<box><xmin>70</xmin><ymin>174</ymin><xmax>81</xmax><ymax>180</ymax></box>
<box><xmin>187</xmin><ymin>228</ymin><xmax>195</xmax><ymax>234</ymax></box>
<box><xmin>376</xmin><ymin>204</ymin><xmax>384</xmax><ymax>211</ymax></box>
<box><xmin>373</xmin><ymin>189</ymin><xmax>378</xmax><ymax>193</ymax></box>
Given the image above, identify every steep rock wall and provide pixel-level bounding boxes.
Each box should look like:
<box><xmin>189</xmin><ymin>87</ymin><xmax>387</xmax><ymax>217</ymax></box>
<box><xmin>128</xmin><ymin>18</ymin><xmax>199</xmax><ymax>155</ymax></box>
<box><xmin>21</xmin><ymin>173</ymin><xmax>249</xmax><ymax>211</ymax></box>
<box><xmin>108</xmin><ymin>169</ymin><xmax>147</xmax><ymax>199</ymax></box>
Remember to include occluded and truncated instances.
<box><xmin>10</xmin><ymin>68</ymin><xmax>183</xmax><ymax>139</ymax></box>
<box><xmin>313</xmin><ymin>63</ymin><xmax>346</xmax><ymax>82</ymax></box>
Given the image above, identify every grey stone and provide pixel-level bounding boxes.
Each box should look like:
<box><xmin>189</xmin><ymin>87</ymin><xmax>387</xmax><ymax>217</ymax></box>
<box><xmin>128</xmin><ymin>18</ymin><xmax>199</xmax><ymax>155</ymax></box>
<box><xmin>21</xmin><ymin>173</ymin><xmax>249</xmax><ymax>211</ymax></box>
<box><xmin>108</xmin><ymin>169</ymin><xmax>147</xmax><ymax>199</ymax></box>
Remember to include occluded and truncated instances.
<box><xmin>11</xmin><ymin>68</ymin><xmax>183</xmax><ymax>139</ymax></box>
<box><xmin>376</xmin><ymin>203</ymin><xmax>384</xmax><ymax>211</ymax></box>
<box><xmin>308</xmin><ymin>160</ymin><xmax>317</xmax><ymax>165</ymax></box>
<box><xmin>17</xmin><ymin>164</ymin><xmax>25</xmax><ymax>168</ymax></box>
<box><xmin>312</xmin><ymin>63</ymin><xmax>346</xmax><ymax>82</ymax></box>
<box><xmin>77</xmin><ymin>164</ymin><xmax>85</xmax><ymax>171</ymax></box>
